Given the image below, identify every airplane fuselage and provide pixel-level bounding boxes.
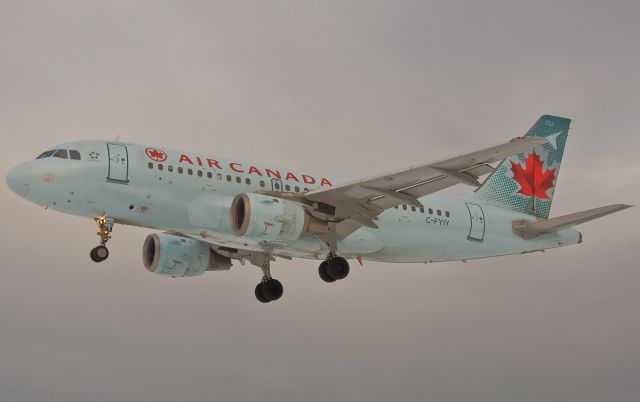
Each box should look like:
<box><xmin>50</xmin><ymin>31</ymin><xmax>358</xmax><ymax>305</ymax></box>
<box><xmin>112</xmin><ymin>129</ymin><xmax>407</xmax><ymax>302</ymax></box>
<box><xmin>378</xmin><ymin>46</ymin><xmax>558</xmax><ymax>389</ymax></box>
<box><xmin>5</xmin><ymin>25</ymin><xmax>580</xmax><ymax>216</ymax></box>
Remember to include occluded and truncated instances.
<box><xmin>7</xmin><ymin>140</ymin><xmax>581</xmax><ymax>263</ymax></box>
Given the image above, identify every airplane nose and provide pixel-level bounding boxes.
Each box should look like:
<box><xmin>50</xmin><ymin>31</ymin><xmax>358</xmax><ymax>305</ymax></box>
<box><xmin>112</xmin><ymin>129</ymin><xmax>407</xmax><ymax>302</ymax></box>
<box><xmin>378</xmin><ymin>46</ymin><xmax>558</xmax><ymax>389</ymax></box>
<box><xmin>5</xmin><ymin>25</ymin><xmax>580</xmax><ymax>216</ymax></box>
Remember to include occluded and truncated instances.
<box><xmin>6</xmin><ymin>162</ymin><xmax>32</xmax><ymax>198</ymax></box>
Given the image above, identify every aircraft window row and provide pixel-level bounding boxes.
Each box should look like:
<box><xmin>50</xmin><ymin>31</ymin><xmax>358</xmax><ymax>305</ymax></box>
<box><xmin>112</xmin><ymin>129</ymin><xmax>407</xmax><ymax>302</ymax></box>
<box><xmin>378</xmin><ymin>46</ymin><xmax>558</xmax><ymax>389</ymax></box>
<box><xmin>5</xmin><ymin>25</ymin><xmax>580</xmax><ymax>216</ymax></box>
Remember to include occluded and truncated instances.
<box><xmin>395</xmin><ymin>204</ymin><xmax>450</xmax><ymax>217</ymax></box>
<box><xmin>37</xmin><ymin>149</ymin><xmax>81</xmax><ymax>160</ymax></box>
<box><xmin>148</xmin><ymin>162</ymin><xmax>310</xmax><ymax>192</ymax></box>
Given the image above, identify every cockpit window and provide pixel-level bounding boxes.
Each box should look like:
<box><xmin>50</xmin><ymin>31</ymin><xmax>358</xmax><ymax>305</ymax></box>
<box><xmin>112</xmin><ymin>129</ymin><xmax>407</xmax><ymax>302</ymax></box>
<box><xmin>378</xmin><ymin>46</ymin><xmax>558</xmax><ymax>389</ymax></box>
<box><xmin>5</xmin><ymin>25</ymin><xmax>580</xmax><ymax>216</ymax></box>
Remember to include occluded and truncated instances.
<box><xmin>69</xmin><ymin>150</ymin><xmax>81</xmax><ymax>160</ymax></box>
<box><xmin>53</xmin><ymin>149</ymin><xmax>68</xmax><ymax>159</ymax></box>
<box><xmin>36</xmin><ymin>150</ymin><xmax>55</xmax><ymax>159</ymax></box>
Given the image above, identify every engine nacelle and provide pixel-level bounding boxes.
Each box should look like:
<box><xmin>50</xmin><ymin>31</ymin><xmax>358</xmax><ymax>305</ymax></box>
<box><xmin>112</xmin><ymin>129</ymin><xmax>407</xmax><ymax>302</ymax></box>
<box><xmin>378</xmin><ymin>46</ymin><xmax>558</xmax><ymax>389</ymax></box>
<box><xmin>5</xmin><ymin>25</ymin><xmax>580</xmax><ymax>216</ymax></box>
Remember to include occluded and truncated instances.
<box><xmin>230</xmin><ymin>193</ymin><xmax>327</xmax><ymax>242</ymax></box>
<box><xmin>142</xmin><ymin>233</ymin><xmax>231</xmax><ymax>277</ymax></box>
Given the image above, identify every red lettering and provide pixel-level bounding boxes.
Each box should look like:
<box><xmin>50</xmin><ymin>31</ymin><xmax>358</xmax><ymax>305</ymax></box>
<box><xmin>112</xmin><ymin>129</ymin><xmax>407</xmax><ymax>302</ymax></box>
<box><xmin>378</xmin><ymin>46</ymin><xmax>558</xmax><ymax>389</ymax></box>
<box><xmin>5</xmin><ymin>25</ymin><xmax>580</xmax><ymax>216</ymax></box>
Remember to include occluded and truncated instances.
<box><xmin>207</xmin><ymin>159</ymin><xmax>222</xmax><ymax>170</ymax></box>
<box><xmin>229</xmin><ymin>162</ymin><xmax>244</xmax><ymax>173</ymax></box>
<box><xmin>302</xmin><ymin>175</ymin><xmax>316</xmax><ymax>184</ymax></box>
<box><xmin>248</xmin><ymin>166</ymin><xmax>263</xmax><ymax>176</ymax></box>
<box><xmin>320</xmin><ymin>178</ymin><xmax>332</xmax><ymax>186</ymax></box>
<box><xmin>285</xmin><ymin>172</ymin><xmax>300</xmax><ymax>182</ymax></box>
<box><xmin>179</xmin><ymin>154</ymin><xmax>193</xmax><ymax>164</ymax></box>
<box><xmin>196</xmin><ymin>156</ymin><xmax>203</xmax><ymax>166</ymax></box>
<box><xmin>265</xmin><ymin>168</ymin><xmax>281</xmax><ymax>179</ymax></box>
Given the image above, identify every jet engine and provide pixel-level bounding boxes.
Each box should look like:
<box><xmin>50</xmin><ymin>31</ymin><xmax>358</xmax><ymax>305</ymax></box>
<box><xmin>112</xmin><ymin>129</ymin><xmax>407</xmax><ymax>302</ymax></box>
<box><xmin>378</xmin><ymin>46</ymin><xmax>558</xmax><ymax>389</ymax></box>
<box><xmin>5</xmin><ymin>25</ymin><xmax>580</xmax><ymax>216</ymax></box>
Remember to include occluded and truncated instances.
<box><xmin>142</xmin><ymin>233</ymin><xmax>231</xmax><ymax>277</ymax></box>
<box><xmin>230</xmin><ymin>193</ymin><xmax>327</xmax><ymax>242</ymax></box>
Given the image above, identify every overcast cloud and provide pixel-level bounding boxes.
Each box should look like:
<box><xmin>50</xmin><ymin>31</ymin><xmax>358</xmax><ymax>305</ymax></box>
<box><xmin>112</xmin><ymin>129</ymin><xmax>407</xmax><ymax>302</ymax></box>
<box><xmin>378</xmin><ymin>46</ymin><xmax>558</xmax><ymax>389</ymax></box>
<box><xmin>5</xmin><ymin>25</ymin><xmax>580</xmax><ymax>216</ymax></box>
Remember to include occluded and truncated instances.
<box><xmin>1</xmin><ymin>1</ymin><xmax>639</xmax><ymax>401</ymax></box>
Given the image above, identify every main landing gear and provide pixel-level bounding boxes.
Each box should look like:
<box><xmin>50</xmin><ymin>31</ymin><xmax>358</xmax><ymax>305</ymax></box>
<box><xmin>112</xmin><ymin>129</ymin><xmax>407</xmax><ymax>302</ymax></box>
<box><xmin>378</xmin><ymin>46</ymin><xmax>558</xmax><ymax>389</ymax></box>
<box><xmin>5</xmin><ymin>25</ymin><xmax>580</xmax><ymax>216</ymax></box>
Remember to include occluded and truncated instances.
<box><xmin>90</xmin><ymin>216</ymin><xmax>114</xmax><ymax>263</ymax></box>
<box><xmin>318</xmin><ymin>253</ymin><xmax>350</xmax><ymax>283</ymax></box>
<box><xmin>253</xmin><ymin>255</ymin><xmax>284</xmax><ymax>303</ymax></box>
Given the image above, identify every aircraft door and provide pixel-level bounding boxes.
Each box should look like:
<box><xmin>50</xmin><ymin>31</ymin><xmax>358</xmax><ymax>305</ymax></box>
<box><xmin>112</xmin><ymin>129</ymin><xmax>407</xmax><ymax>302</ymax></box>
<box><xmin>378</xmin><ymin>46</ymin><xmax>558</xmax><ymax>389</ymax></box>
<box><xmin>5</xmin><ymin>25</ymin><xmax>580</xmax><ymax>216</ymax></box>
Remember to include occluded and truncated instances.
<box><xmin>106</xmin><ymin>143</ymin><xmax>129</xmax><ymax>184</ymax></box>
<box><xmin>271</xmin><ymin>178</ymin><xmax>283</xmax><ymax>191</ymax></box>
<box><xmin>465</xmin><ymin>203</ymin><xmax>485</xmax><ymax>242</ymax></box>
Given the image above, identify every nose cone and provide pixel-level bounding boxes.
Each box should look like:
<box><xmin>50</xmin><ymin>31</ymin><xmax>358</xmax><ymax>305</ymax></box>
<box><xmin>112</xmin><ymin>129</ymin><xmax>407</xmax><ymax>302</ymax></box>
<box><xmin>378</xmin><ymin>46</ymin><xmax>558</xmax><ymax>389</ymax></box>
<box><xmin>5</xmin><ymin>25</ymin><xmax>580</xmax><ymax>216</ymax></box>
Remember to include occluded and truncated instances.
<box><xmin>6</xmin><ymin>162</ymin><xmax>32</xmax><ymax>198</ymax></box>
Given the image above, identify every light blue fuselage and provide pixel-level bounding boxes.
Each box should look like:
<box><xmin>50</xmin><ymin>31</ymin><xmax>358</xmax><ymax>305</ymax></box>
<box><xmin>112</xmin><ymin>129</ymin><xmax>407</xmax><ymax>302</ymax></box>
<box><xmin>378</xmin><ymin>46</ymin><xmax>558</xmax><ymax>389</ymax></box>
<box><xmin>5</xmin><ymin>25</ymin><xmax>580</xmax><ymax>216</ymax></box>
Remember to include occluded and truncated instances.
<box><xmin>10</xmin><ymin>140</ymin><xmax>581</xmax><ymax>263</ymax></box>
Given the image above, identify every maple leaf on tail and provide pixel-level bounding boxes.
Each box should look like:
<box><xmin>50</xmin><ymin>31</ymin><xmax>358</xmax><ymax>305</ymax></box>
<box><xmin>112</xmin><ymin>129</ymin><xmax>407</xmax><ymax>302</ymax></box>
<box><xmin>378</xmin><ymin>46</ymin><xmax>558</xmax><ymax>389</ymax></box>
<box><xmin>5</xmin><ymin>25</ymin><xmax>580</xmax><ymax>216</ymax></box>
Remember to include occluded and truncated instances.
<box><xmin>510</xmin><ymin>151</ymin><xmax>556</xmax><ymax>212</ymax></box>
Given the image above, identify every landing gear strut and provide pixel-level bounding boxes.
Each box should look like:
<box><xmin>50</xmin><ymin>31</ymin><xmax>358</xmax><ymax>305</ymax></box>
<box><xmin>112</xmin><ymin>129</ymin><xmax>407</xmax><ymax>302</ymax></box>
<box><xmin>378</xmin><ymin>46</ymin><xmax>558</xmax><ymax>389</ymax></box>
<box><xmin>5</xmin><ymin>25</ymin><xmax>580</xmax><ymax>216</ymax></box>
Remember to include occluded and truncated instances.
<box><xmin>90</xmin><ymin>216</ymin><xmax>114</xmax><ymax>263</ymax></box>
<box><xmin>252</xmin><ymin>255</ymin><xmax>283</xmax><ymax>303</ymax></box>
<box><xmin>319</xmin><ymin>252</ymin><xmax>350</xmax><ymax>282</ymax></box>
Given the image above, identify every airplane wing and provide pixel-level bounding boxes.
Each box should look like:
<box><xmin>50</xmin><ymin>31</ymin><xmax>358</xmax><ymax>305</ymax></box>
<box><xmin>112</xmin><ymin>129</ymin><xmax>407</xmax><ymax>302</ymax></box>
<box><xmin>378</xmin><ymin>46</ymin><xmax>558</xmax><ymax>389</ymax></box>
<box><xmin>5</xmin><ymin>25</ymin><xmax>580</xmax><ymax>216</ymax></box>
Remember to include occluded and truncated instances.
<box><xmin>304</xmin><ymin>137</ymin><xmax>547</xmax><ymax>242</ymax></box>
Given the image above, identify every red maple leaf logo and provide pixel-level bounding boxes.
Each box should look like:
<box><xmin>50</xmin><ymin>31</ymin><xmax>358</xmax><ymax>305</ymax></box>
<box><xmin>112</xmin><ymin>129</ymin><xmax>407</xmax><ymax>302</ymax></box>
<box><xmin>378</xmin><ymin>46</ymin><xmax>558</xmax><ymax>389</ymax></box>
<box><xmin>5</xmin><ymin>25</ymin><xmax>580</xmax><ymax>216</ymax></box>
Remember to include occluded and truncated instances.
<box><xmin>145</xmin><ymin>148</ymin><xmax>167</xmax><ymax>162</ymax></box>
<box><xmin>510</xmin><ymin>151</ymin><xmax>556</xmax><ymax>202</ymax></box>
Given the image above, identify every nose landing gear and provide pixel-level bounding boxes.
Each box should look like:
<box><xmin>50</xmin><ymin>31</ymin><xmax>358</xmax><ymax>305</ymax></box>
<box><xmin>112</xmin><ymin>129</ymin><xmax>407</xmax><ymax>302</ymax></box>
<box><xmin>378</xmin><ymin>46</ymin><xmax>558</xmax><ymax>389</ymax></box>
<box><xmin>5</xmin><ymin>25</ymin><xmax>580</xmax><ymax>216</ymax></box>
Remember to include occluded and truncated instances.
<box><xmin>90</xmin><ymin>216</ymin><xmax>114</xmax><ymax>263</ymax></box>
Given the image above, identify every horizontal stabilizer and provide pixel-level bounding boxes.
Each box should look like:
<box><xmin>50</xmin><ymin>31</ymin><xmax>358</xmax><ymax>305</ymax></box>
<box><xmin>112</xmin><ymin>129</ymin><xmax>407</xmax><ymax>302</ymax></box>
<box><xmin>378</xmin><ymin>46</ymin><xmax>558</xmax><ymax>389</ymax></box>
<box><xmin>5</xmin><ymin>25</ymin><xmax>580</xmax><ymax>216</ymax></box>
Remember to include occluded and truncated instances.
<box><xmin>513</xmin><ymin>204</ymin><xmax>632</xmax><ymax>240</ymax></box>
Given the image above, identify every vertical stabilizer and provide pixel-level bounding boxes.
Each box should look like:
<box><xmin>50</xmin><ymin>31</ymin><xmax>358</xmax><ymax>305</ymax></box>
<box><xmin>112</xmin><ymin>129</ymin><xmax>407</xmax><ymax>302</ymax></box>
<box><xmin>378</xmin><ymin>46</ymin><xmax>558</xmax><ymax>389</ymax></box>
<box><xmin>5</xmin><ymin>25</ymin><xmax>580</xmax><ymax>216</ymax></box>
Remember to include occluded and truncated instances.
<box><xmin>469</xmin><ymin>115</ymin><xmax>571</xmax><ymax>219</ymax></box>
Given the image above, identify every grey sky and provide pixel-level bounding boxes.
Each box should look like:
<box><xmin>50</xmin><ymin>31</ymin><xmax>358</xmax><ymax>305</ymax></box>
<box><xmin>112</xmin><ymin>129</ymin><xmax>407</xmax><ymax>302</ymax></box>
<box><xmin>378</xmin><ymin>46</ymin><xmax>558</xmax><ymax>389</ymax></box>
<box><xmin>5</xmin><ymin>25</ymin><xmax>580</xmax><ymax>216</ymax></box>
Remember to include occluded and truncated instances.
<box><xmin>1</xmin><ymin>1</ymin><xmax>639</xmax><ymax>401</ymax></box>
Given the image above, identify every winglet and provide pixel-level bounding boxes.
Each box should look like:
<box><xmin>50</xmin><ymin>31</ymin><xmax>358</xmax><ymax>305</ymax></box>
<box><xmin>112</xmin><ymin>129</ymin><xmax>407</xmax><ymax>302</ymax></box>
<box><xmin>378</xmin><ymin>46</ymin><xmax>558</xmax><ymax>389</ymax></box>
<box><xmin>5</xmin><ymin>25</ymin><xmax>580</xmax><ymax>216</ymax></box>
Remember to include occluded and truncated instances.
<box><xmin>513</xmin><ymin>204</ymin><xmax>632</xmax><ymax>240</ymax></box>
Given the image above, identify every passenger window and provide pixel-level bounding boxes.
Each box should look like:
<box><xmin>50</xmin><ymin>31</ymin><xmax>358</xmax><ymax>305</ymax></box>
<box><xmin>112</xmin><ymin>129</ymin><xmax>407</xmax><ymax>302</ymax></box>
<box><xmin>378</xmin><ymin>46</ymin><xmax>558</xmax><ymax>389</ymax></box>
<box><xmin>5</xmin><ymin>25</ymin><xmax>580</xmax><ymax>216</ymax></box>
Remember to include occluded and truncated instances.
<box><xmin>226</xmin><ymin>175</ymin><xmax>232</xmax><ymax>182</ymax></box>
<box><xmin>437</xmin><ymin>210</ymin><xmax>442</xmax><ymax>216</ymax></box>
<box><xmin>294</xmin><ymin>186</ymin><xmax>300</xmax><ymax>192</ymax></box>
<box><xmin>168</xmin><ymin>165</ymin><xmax>173</xmax><ymax>172</ymax></box>
<box><xmin>217</xmin><ymin>173</ymin><xmax>223</xmax><ymax>180</ymax></box>
<box><xmin>53</xmin><ymin>149</ymin><xmax>68</xmax><ymax>159</ymax></box>
<box><xmin>428</xmin><ymin>208</ymin><xmax>433</xmax><ymax>215</ymax></box>
<box><xmin>411</xmin><ymin>206</ymin><xmax>416</xmax><ymax>212</ymax></box>
<box><xmin>274</xmin><ymin>182</ymin><xmax>280</xmax><ymax>190</ymax></box>
<box><xmin>178</xmin><ymin>167</ymin><xmax>183</xmax><ymax>174</ymax></box>
<box><xmin>188</xmin><ymin>169</ymin><xmax>193</xmax><ymax>175</ymax></box>
<box><xmin>420</xmin><ymin>207</ymin><xmax>425</xmax><ymax>213</ymax></box>
<box><xmin>285</xmin><ymin>184</ymin><xmax>291</xmax><ymax>191</ymax></box>
<box><xmin>402</xmin><ymin>204</ymin><xmax>407</xmax><ymax>211</ymax></box>
<box><xmin>245</xmin><ymin>178</ymin><xmax>251</xmax><ymax>185</ymax></box>
<box><xmin>158</xmin><ymin>164</ymin><xmax>163</xmax><ymax>171</ymax></box>
<box><xmin>235</xmin><ymin>176</ymin><xmax>241</xmax><ymax>183</ymax></box>
<box><xmin>304</xmin><ymin>188</ymin><xmax>309</xmax><ymax>192</ymax></box>
<box><xmin>36</xmin><ymin>150</ymin><xmax>55</xmax><ymax>159</ymax></box>
<box><xmin>260</xmin><ymin>180</ymin><xmax>265</xmax><ymax>187</ymax></box>
<box><xmin>445</xmin><ymin>211</ymin><xmax>450</xmax><ymax>218</ymax></box>
<box><xmin>148</xmin><ymin>162</ymin><xmax>153</xmax><ymax>169</ymax></box>
<box><xmin>69</xmin><ymin>150</ymin><xmax>81</xmax><ymax>160</ymax></box>
<box><xmin>197</xmin><ymin>170</ymin><xmax>203</xmax><ymax>177</ymax></box>
<box><xmin>207</xmin><ymin>172</ymin><xmax>212</xmax><ymax>179</ymax></box>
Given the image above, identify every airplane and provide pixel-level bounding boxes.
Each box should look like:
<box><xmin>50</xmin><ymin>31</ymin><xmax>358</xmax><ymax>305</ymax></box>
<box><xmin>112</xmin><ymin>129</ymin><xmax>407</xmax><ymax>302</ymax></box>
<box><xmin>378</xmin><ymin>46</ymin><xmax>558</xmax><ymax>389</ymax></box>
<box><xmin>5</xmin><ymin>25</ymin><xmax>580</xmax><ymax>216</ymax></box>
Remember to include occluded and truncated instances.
<box><xmin>5</xmin><ymin>115</ymin><xmax>632</xmax><ymax>303</ymax></box>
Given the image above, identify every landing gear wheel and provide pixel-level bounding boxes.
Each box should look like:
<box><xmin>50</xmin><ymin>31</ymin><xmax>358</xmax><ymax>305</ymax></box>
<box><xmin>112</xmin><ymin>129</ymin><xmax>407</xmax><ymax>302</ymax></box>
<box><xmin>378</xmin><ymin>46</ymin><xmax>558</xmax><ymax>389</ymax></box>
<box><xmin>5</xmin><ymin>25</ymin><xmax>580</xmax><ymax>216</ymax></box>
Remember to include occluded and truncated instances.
<box><xmin>326</xmin><ymin>256</ymin><xmax>350</xmax><ymax>280</ymax></box>
<box><xmin>255</xmin><ymin>283</ymin><xmax>270</xmax><ymax>303</ymax></box>
<box><xmin>90</xmin><ymin>246</ymin><xmax>109</xmax><ymax>262</ymax></box>
<box><xmin>261</xmin><ymin>278</ymin><xmax>284</xmax><ymax>301</ymax></box>
<box><xmin>319</xmin><ymin>261</ymin><xmax>336</xmax><ymax>282</ymax></box>
<box><xmin>251</xmin><ymin>253</ymin><xmax>284</xmax><ymax>303</ymax></box>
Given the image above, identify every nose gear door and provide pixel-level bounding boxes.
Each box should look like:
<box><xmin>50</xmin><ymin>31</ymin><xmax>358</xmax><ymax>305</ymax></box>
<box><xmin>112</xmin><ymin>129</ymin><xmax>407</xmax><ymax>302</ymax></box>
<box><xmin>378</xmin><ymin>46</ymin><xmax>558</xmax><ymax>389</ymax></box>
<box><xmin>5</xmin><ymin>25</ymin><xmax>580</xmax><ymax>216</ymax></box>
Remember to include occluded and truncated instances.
<box><xmin>106</xmin><ymin>143</ymin><xmax>129</xmax><ymax>184</ymax></box>
<box><xmin>465</xmin><ymin>203</ymin><xmax>485</xmax><ymax>242</ymax></box>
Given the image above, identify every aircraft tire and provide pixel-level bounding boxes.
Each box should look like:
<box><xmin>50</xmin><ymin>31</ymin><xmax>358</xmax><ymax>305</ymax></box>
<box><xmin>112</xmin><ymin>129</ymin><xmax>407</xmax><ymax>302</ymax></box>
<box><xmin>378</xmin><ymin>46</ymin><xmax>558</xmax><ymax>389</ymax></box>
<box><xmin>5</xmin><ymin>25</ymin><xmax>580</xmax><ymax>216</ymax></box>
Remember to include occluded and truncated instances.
<box><xmin>90</xmin><ymin>246</ymin><xmax>109</xmax><ymax>262</ymax></box>
<box><xmin>255</xmin><ymin>283</ymin><xmax>270</xmax><ymax>303</ymax></box>
<box><xmin>90</xmin><ymin>248</ymin><xmax>100</xmax><ymax>262</ymax></box>
<box><xmin>261</xmin><ymin>278</ymin><xmax>284</xmax><ymax>301</ymax></box>
<box><xmin>327</xmin><ymin>257</ymin><xmax>349</xmax><ymax>280</ymax></box>
<box><xmin>319</xmin><ymin>261</ymin><xmax>336</xmax><ymax>282</ymax></box>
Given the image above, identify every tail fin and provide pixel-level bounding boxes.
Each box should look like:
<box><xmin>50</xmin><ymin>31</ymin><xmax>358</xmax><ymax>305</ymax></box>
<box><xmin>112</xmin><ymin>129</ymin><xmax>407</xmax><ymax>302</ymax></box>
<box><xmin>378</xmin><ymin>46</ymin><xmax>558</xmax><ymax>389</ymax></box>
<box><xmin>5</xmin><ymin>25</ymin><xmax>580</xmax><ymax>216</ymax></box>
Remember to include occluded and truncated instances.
<box><xmin>469</xmin><ymin>115</ymin><xmax>571</xmax><ymax>219</ymax></box>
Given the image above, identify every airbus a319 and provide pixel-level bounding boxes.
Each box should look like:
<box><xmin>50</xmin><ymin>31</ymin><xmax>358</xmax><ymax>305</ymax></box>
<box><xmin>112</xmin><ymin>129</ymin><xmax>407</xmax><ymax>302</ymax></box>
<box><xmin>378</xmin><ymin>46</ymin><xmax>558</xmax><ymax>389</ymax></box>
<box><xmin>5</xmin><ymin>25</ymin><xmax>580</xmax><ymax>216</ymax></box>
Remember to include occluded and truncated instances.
<box><xmin>6</xmin><ymin>115</ymin><xmax>631</xmax><ymax>302</ymax></box>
